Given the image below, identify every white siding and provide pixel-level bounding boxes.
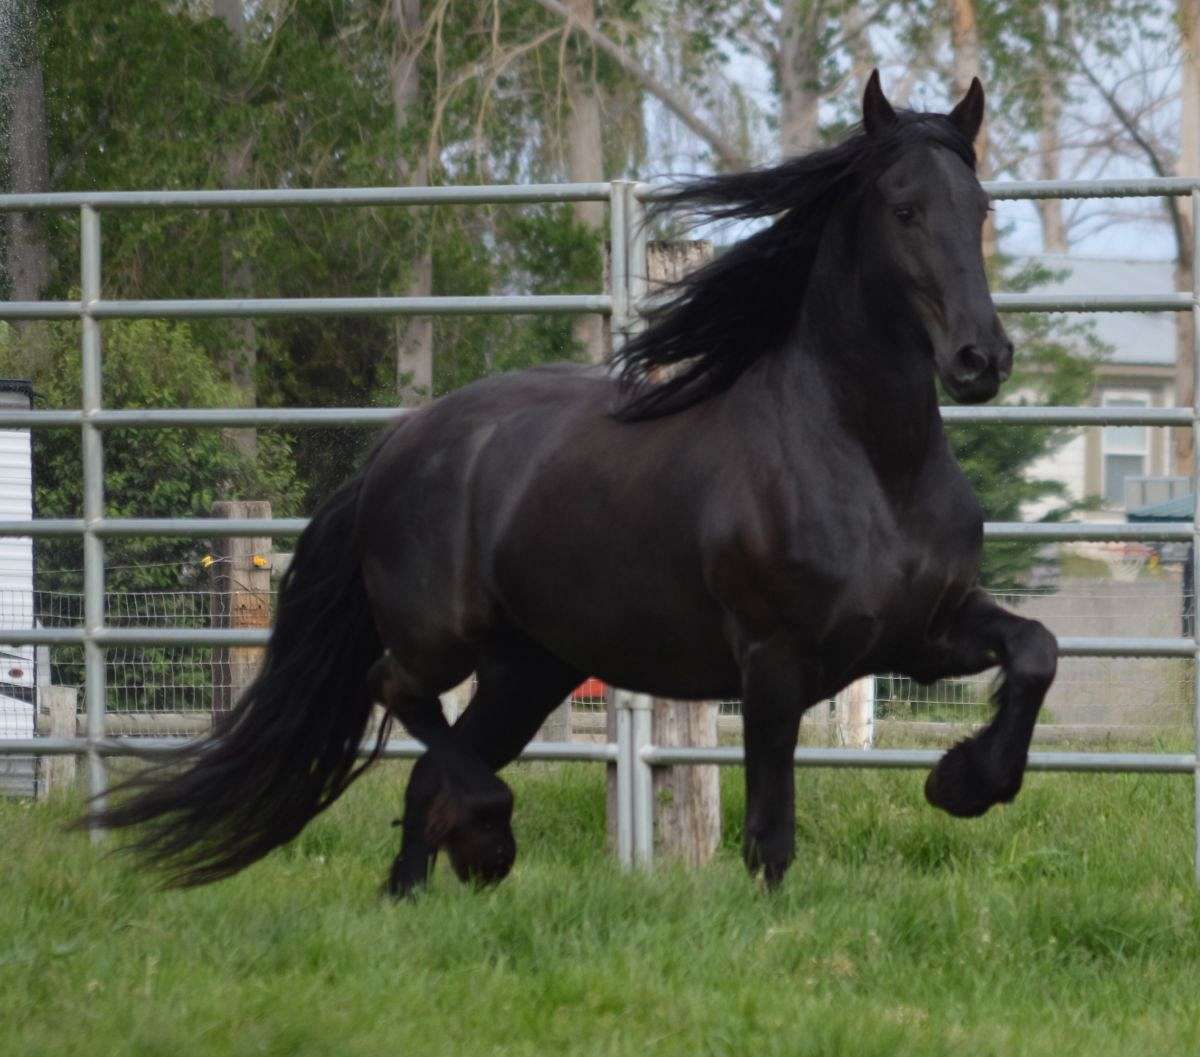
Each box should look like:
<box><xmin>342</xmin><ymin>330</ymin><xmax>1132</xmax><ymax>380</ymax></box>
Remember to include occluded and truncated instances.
<box><xmin>0</xmin><ymin>427</ymin><xmax>35</xmax><ymax>743</ymax></box>
<box><xmin>1022</xmin><ymin>431</ymin><xmax>1088</xmax><ymax>522</ymax></box>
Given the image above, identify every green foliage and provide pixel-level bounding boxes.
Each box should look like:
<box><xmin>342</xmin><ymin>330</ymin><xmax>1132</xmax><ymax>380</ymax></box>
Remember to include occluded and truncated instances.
<box><xmin>27</xmin><ymin>0</ymin><xmax>627</xmax><ymax>506</ymax></box>
<box><xmin>0</xmin><ymin>318</ymin><xmax>303</xmax><ymax>592</ymax></box>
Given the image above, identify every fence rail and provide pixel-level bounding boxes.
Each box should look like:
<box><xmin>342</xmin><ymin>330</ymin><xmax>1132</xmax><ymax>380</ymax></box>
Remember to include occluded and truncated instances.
<box><xmin>1</xmin><ymin>175</ymin><xmax>1199</xmax><ymax>877</ymax></box>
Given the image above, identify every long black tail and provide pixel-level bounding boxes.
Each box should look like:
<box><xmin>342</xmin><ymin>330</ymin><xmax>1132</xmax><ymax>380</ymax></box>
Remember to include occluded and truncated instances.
<box><xmin>88</xmin><ymin>474</ymin><xmax>387</xmax><ymax>887</ymax></box>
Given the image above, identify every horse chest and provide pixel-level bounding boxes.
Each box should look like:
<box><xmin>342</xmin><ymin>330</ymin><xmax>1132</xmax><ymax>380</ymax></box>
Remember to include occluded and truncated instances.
<box><xmin>877</xmin><ymin>474</ymin><xmax>984</xmax><ymax>623</ymax></box>
<box><xmin>739</xmin><ymin>460</ymin><xmax>983</xmax><ymax>649</ymax></box>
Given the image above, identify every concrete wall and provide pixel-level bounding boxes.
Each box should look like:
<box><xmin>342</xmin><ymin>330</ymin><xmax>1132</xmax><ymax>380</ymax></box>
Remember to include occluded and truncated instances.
<box><xmin>1009</xmin><ymin>577</ymin><xmax>1190</xmax><ymax>729</ymax></box>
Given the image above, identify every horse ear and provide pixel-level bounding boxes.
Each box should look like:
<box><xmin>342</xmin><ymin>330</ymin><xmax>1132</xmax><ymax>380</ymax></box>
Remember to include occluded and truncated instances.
<box><xmin>862</xmin><ymin>69</ymin><xmax>897</xmax><ymax>136</ymax></box>
<box><xmin>948</xmin><ymin>77</ymin><xmax>985</xmax><ymax>144</ymax></box>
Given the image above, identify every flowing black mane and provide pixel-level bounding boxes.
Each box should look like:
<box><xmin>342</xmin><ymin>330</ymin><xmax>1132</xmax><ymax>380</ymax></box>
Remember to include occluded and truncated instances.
<box><xmin>610</xmin><ymin>112</ymin><xmax>977</xmax><ymax>421</ymax></box>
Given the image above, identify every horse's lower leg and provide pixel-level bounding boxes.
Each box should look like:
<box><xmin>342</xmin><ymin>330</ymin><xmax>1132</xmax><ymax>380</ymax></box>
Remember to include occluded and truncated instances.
<box><xmin>739</xmin><ymin>642</ymin><xmax>812</xmax><ymax>889</ymax></box>
<box><xmin>383</xmin><ymin>638</ymin><xmax>581</xmax><ymax>896</ymax></box>
<box><xmin>369</xmin><ymin>653</ymin><xmax>511</xmax><ymax>894</ymax></box>
<box><xmin>915</xmin><ymin>591</ymin><xmax>1058</xmax><ymax>817</ymax></box>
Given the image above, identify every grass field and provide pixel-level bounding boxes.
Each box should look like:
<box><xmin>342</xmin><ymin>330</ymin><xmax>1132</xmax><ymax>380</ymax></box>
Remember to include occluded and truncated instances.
<box><xmin>3</xmin><ymin>759</ymin><xmax>1200</xmax><ymax>1056</ymax></box>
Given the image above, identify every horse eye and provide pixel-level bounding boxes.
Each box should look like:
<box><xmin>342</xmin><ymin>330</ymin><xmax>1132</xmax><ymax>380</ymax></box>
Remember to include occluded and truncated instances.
<box><xmin>893</xmin><ymin>206</ymin><xmax>916</xmax><ymax>224</ymax></box>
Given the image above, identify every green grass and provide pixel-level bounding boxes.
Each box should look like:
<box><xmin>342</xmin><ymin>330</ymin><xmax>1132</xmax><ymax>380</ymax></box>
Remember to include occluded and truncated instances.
<box><xmin>3</xmin><ymin>761</ymin><xmax>1200</xmax><ymax>1056</ymax></box>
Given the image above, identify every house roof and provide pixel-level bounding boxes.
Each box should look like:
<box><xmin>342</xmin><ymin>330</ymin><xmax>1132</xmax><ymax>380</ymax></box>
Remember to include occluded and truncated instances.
<box><xmin>1016</xmin><ymin>255</ymin><xmax>1176</xmax><ymax>367</ymax></box>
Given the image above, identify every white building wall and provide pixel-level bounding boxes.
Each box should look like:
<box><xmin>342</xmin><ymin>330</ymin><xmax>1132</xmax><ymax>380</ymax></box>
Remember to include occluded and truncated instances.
<box><xmin>1022</xmin><ymin>431</ymin><xmax>1088</xmax><ymax>522</ymax></box>
<box><xmin>0</xmin><ymin>425</ymin><xmax>35</xmax><ymax>743</ymax></box>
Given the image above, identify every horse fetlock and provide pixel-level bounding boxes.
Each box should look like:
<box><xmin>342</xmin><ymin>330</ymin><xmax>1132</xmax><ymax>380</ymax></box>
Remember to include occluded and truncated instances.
<box><xmin>742</xmin><ymin>826</ymin><xmax>794</xmax><ymax>888</ymax></box>
<box><xmin>924</xmin><ymin>736</ymin><xmax>1023</xmax><ymax>818</ymax></box>
<box><xmin>387</xmin><ymin>849</ymin><xmax>436</xmax><ymax>900</ymax></box>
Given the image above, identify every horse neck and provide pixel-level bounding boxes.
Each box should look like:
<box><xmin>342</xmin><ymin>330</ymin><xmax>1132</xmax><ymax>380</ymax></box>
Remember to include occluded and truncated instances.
<box><xmin>787</xmin><ymin>246</ymin><xmax>944</xmax><ymax>483</ymax></box>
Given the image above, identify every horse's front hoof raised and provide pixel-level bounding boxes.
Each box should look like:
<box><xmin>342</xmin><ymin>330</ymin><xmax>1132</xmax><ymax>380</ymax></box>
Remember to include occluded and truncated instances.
<box><xmin>924</xmin><ymin>738</ymin><xmax>1021</xmax><ymax>818</ymax></box>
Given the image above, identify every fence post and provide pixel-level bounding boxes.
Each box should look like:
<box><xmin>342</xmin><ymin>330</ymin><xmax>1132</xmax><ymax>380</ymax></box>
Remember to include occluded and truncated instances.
<box><xmin>36</xmin><ymin>686</ymin><xmax>77</xmax><ymax>799</ymax></box>
<box><xmin>1191</xmin><ymin>187</ymin><xmax>1200</xmax><ymax>885</ymax></box>
<box><xmin>652</xmin><ymin>697</ymin><xmax>720</xmax><ymax>865</ymax></box>
<box><xmin>80</xmin><ymin>204</ymin><xmax>107</xmax><ymax>840</ymax></box>
<box><xmin>602</xmin><ymin>193</ymin><xmax>723</xmax><ymax>867</ymax></box>
<box><xmin>834</xmin><ymin>677</ymin><xmax>876</xmax><ymax>749</ymax></box>
<box><xmin>606</xmin><ymin>687</ymin><xmax>635</xmax><ymax>866</ymax></box>
<box><xmin>642</xmin><ymin>233</ymin><xmax>721</xmax><ymax>867</ymax></box>
<box><xmin>210</xmin><ymin>501</ymin><xmax>271</xmax><ymax>719</ymax></box>
<box><xmin>537</xmin><ymin>697</ymin><xmax>572</xmax><ymax>742</ymax></box>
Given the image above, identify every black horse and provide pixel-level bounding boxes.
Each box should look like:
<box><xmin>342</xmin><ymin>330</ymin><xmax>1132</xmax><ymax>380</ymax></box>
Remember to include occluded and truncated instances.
<box><xmin>95</xmin><ymin>72</ymin><xmax>1057</xmax><ymax>894</ymax></box>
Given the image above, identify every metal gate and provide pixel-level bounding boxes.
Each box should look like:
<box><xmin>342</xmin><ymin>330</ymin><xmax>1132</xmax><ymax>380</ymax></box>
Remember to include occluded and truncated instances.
<box><xmin>0</xmin><ymin>176</ymin><xmax>1197</xmax><ymax>878</ymax></box>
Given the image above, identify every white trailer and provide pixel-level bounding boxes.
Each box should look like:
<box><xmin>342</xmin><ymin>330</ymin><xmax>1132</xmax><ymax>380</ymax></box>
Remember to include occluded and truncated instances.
<box><xmin>0</xmin><ymin>379</ymin><xmax>36</xmax><ymax>796</ymax></box>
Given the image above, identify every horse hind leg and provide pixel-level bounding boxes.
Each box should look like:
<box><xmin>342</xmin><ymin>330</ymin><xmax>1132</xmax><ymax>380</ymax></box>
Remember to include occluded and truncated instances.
<box><xmin>370</xmin><ymin>653</ymin><xmax>517</xmax><ymax>896</ymax></box>
<box><xmin>381</xmin><ymin>636</ymin><xmax>582</xmax><ymax>897</ymax></box>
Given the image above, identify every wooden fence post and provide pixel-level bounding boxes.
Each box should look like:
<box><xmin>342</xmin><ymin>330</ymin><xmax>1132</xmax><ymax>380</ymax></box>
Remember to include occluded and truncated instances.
<box><xmin>834</xmin><ymin>676</ymin><xmax>875</xmax><ymax>749</ymax></box>
<box><xmin>36</xmin><ymin>686</ymin><xmax>77</xmax><ymax>799</ymax></box>
<box><xmin>604</xmin><ymin>238</ymin><xmax>721</xmax><ymax>864</ymax></box>
<box><xmin>210</xmin><ymin>500</ymin><xmax>271</xmax><ymax>720</ymax></box>
<box><xmin>652</xmin><ymin>698</ymin><xmax>720</xmax><ymax>865</ymax></box>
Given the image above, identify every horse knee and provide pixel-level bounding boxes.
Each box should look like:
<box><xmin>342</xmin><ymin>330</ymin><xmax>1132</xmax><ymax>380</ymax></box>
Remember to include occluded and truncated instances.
<box><xmin>1008</xmin><ymin>620</ymin><xmax>1057</xmax><ymax>693</ymax></box>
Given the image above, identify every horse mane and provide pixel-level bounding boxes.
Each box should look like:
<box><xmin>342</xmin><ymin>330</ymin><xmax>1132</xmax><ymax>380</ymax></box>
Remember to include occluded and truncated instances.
<box><xmin>610</xmin><ymin>112</ymin><xmax>978</xmax><ymax>421</ymax></box>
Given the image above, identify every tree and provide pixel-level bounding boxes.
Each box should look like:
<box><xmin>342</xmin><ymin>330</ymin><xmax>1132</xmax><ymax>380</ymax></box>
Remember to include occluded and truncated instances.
<box><xmin>529</xmin><ymin>0</ymin><xmax>748</xmax><ymax>168</ymax></box>
<box><xmin>2</xmin><ymin>0</ymin><xmax>51</xmax><ymax>310</ymax></box>
<box><xmin>213</xmin><ymin>0</ymin><xmax>259</xmax><ymax>460</ymax></box>
<box><xmin>1062</xmin><ymin>0</ymin><xmax>1195</xmax><ymax>473</ymax></box>
<box><xmin>32</xmin><ymin>0</ymin><xmax>625</xmax><ymax>506</ymax></box>
<box><xmin>391</xmin><ymin>0</ymin><xmax>433</xmax><ymax>404</ymax></box>
<box><xmin>563</xmin><ymin>0</ymin><xmax>606</xmax><ymax>363</ymax></box>
<box><xmin>0</xmin><ymin>317</ymin><xmax>302</xmax><ymax>593</ymax></box>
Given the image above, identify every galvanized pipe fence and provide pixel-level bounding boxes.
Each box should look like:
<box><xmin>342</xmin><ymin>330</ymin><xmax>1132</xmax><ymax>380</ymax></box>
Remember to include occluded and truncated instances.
<box><xmin>0</xmin><ymin>176</ymin><xmax>1198</xmax><ymax>874</ymax></box>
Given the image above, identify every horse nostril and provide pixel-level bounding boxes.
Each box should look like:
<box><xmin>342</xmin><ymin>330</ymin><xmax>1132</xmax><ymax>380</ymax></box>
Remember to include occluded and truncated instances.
<box><xmin>955</xmin><ymin>345</ymin><xmax>988</xmax><ymax>378</ymax></box>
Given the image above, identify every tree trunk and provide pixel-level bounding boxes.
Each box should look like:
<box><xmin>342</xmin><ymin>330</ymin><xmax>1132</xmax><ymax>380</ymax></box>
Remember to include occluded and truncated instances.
<box><xmin>529</xmin><ymin>0</ymin><xmax>745</xmax><ymax>169</ymax></box>
<box><xmin>1175</xmin><ymin>0</ymin><xmax>1199</xmax><ymax>475</ymax></box>
<box><xmin>564</xmin><ymin>0</ymin><xmax>606</xmax><ymax>363</ymax></box>
<box><xmin>392</xmin><ymin>0</ymin><xmax>433</xmax><ymax>405</ymax></box>
<box><xmin>778</xmin><ymin>0</ymin><xmax>823</xmax><ymax>154</ymax></box>
<box><xmin>947</xmin><ymin>0</ymin><xmax>995</xmax><ymax>255</ymax></box>
<box><xmin>213</xmin><ymin>0</ymin><xmax>258</xmax><ymax>461</ymax></box>
<box><xmin>3</xmin><ymin>0</ymin><xmax>51</xmax><ymax>366</ymax></box>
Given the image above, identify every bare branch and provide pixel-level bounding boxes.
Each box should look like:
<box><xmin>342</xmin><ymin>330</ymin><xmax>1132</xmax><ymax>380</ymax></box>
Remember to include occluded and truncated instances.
<box><xmin>527</xmin><ymin>0</ymin><xmax>748</xmax><ymax>169</ymax></box>
<box><xmin>1069</xmin><ymin>40</ymin><xmax>1187</xmax><ymax>260</ymax></box>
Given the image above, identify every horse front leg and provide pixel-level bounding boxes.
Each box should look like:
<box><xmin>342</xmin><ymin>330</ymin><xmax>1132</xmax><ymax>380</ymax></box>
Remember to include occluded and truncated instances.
<box><xmin>913</xmin><ymin>588</ymin><xmax>1058</xmax><ymax>818</ymax></box>
<box><xmin>739</xmin><ymin>640</ymin><xmax>817</xmax><ymax>889</ymax></box>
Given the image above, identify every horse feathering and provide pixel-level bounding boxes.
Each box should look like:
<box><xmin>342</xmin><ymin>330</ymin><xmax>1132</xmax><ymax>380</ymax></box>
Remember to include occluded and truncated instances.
<box><xmin>610</xmin><ymin>112</ymin><xmax>978</xmax><ymax>421</ymax></box>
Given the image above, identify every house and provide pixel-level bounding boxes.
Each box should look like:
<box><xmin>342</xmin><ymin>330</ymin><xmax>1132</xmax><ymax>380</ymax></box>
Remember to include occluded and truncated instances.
<box><xmin>1016</xmin><ymin>256</ymin><xmax>1179</xmax><ymax>519</ymax></box>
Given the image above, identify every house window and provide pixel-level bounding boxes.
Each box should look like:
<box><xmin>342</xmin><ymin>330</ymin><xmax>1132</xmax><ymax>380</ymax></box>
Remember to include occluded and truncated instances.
<box><xmin>1101</xmin><ymin>391</ymin><xmax>1151</xmax><ymax>507</ymax></box>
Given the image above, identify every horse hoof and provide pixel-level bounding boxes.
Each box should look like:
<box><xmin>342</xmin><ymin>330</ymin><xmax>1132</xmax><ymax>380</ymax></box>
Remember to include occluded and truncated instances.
<box><xmin>924</xmin><ymin>738</ymin><xmax>1021</xmax><ymax>818</ymax></box>
<box><xmin>446</xmin><ymin>822</ymin><xmax>517</xmax><ymax>887</ymax></box>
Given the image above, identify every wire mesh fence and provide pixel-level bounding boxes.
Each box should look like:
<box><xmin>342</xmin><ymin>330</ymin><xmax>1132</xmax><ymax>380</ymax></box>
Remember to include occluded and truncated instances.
<box><xmin>0</xmin><ymin>579</ymin><xmax>273</xmax><ymax>739</ymax></box>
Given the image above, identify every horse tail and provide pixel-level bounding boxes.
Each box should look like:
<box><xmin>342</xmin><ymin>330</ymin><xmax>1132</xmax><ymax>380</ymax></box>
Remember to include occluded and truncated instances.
<box><xmin>86</xmin><ymin>472</ymin><xmax>386</xmax><ymax>887</ymax></box>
